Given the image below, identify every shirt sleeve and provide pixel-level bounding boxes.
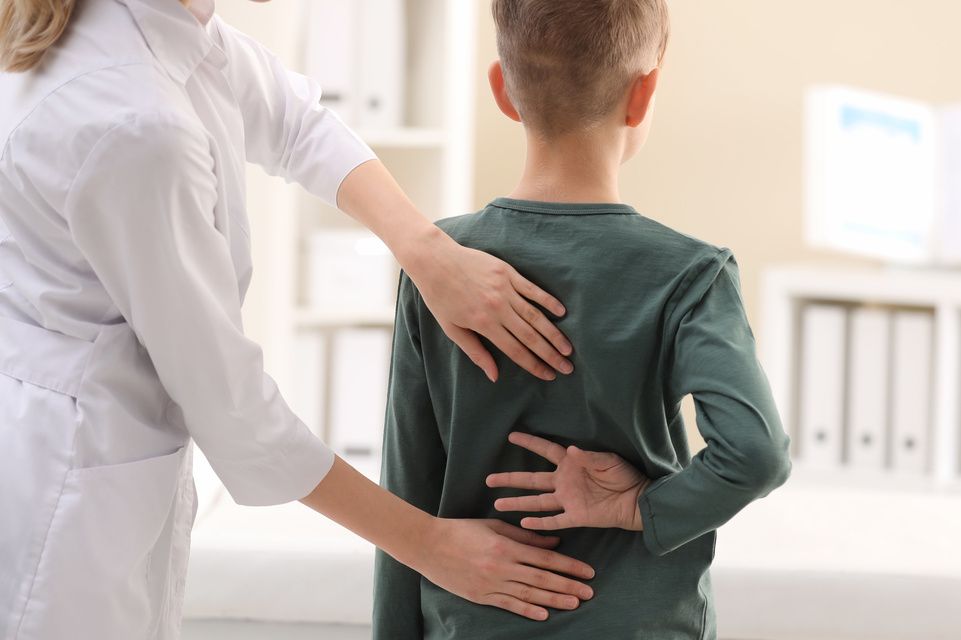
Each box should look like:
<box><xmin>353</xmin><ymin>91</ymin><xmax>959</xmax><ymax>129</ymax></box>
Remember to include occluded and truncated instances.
<box><xmin>639</xmin><ymin>250</ymin><xmax>792</xmax><ymax>556</ymax></box>
<box><xmin>64</xmin><ymin>113</ymin><xmax>335</xmax><ymax>507</ymax></box>
<box><xmin>373</xmin><ymin>273</ymin><xmax>446</xmax><ymax>640</ymax></box>
<box><xmin>212</xmin><ymin>17</ymin><xmax>376</xmax><ymax>206</ymax></box>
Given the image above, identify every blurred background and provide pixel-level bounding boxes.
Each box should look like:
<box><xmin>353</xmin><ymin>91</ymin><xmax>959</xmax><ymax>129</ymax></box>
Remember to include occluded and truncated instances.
<box><xmin>182</xmin><ymin>1</ymin><xmax>961</xmax><ymax>639</ymax></box>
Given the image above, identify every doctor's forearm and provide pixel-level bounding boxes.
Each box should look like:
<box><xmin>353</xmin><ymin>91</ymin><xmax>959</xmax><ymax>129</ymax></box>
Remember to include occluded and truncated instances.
<box><xmin>335</xmin><ymin>159</ymin><xmax>450</xmax><ymax>275</ymax></box>
<box><xmin>300</xmin><ymin>455</ymin><xmax>436</xmax><ymax>571</ymax></box>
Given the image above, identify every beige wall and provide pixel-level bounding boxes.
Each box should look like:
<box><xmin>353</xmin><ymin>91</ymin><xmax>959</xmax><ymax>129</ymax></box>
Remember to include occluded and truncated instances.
<box><xmin>473</xmin><ymin>0</ymin><xmax>961</xmax><ymax>329</ymax></box>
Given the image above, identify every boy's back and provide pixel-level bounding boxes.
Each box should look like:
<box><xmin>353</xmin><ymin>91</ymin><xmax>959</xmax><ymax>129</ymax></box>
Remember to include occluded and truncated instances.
<box><xmin>374</xmin><ymin>198</ymin><xmax>790</xmax><ymax>639</ymax></box>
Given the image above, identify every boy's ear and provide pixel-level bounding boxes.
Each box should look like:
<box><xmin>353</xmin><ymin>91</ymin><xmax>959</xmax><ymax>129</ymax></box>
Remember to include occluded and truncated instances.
<box><xmin>625</xmin><ymin>68</ymin><xmax>660</xmax><ymax>128</ymax></box>
<box><xmin>488</xmin><ymin>61</ymin><xmax>522</xmax><ymax>123</ymax></box>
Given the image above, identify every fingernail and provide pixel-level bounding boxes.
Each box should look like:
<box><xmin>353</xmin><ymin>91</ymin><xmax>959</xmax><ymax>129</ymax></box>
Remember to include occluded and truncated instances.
<box><xmin>561</xmin><ymin>343</ymin><xmax>573</xmax><ymax>356</ymax></box>
<box><xmin>582</xmin><ymin>588</ymin><xmax>594</xmax><ymax>599</ymax></box>
<box><xmin>543</xmin><ymin>371</ymin><xmax>557</xmax><ymax>381</ymax></box>
<box><xmin>567</xmin><ymin>597</ymin><xmax>580</xmax><ymax>609</ymax></box>
<box><xmin>536</xmin><ymin>610</ymin><xmax>548</xmax><ymax>621</ymax></box>
<box><xmin>560</xmin><ymin>361</ymin><xmax>574</xmax><ymax>374</ymax></box>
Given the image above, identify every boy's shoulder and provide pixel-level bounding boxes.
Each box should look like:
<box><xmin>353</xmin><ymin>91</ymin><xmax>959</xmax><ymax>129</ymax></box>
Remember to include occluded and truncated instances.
<box><xmin>435</xmin><ymin>205</ymin><xmax>726</xmax><ymax>269</ymax></box>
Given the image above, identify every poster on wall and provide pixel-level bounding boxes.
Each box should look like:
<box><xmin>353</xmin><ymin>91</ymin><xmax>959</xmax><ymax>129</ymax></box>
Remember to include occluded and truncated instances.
<box><xmin>805</xmin><ymin>86</ymin><xmax>938</xmax><ymax>264</ymax></box>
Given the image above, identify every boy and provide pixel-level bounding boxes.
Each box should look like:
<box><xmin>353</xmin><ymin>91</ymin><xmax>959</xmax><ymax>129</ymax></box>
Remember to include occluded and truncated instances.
<box><xmin>374</xmin><ymin>1</ymin><xmax>792</xmax><ymax>638</ymax></box>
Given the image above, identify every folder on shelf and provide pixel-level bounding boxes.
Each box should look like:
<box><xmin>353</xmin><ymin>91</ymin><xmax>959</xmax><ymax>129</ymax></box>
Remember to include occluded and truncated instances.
<box><xmin>302</xmin><ymin>0</ymin><xmax>406</xmax><ymax>129</ymax></box>
<box><xmin>357</xmin><ymin>0</ymin><xmax>406</xmax><ymax>129</ymax></box>
<box><xmin>845</xmin><ymin>308</ymin><xmax>890</xmax><ymax>470</ymax></box>
<box><xmin>890</xmin><ymin>311</ymin><xmax>935</xmax><ymax>473</ymax></box>
<box><xmin>798</xmin><ymin>304</ymin><xmax>847</xmax><ymax>467</ymax></box>
<box><xmin>290</xmin><ymin>332</ymin><xmax>326</xmax><ymax>439</ymax></box>
<box><xmin>302</xmin><ymin>0</ymin><xmax>360</xmax><ymax>124</ymax></box>
<box><xmin>328</xmin><ymin>328</ymin><xmax>392</xmax><ymax>459</ymax></box>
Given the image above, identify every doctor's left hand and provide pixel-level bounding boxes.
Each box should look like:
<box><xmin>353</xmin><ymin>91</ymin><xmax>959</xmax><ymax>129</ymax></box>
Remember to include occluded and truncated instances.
<box><xmin>337</xmin><ymin>160</ymin><xmax>573</xmax><ymax>383</ymax></box>
<box><xmin>405</xmin><ymin>228</ymin><xmax>574</xmax><ymax>383</ymax></box>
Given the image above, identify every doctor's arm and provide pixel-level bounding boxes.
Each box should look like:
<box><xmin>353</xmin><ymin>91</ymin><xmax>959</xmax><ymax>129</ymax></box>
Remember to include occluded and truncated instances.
<box><xmin>214</xmin><ymin>20</ymin><xmax>574</xmax><ymax>383</ymax></box>
<box><xmin>66</xmin><ymin>115</ymin><xmax>593</xmax><ymax>621</ymax></box>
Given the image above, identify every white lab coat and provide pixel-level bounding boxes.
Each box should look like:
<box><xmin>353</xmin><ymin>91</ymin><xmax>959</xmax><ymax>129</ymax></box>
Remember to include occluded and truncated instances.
<box><xmin>0</xmin><ymin>0</ymin><xmax>375</xmax><ymax>637</ymax></box>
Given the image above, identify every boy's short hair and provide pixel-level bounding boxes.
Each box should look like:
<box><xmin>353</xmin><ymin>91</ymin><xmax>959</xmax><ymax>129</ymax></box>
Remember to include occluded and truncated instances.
<box><xmin>492</xmin><ymin>0</ymin><xmax>670</xmax><ymax>137</ymax></box>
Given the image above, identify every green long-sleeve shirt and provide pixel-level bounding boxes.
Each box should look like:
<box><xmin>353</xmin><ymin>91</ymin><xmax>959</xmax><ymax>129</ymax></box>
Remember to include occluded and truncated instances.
<box><xmin>373</xmin><ymin>198</ymin><xmax>792</xmax><ymax>640</ymax></box>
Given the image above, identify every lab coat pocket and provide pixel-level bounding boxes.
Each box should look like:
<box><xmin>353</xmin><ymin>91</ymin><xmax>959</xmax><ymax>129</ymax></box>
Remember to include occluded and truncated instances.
<box><xmin>17</xmin><ymin>447</ymin><xmax>186</xmax><ymax>640</ymax></box>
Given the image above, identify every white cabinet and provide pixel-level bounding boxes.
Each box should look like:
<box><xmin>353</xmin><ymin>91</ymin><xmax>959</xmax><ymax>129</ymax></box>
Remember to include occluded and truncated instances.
<box><xmin>223</xmin><ymin>0</ymin><xmax>478</xmax><ymax>472</ymax></box>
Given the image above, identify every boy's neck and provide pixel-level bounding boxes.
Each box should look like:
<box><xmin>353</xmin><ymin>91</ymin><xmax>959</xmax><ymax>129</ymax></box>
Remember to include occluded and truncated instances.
<box><xmin>509</xmin><ymin>128</ymin><xmax>624</xmax><ymax>204</ymax></box>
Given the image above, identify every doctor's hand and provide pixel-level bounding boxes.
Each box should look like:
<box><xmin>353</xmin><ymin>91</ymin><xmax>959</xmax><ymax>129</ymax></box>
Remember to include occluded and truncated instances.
<box><xmin>405</xmin><ymin>228</ymin><xmax>574</xmax><ymax>383</ymax></box>
<box><xmin>421</xmin><ymin>518</ymin><xmax>595</xmax><ymax>620</ymax></box>
<box><xmin>487</xmin><ymin>432</ymin><xmax>652</xmax><ymax>532</ymax></box>
<box><xmin>336</xmin><ymin>160</ymin><xmax>572</xmax><ymax>382</ymax></box>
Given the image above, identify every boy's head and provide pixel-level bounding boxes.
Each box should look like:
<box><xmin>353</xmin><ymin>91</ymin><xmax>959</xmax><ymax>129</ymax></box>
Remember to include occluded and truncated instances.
<box><xmin>490</xmin><ymin>0</ymin><xmax>669</xmax><ymax>143</ymax></box>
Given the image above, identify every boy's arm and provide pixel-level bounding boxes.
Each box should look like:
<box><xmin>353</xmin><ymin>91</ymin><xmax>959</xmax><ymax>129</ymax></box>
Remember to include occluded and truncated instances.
<box><xmin>373</xmin><ymin>273</ymin><xmax>446</xmax><ymax>640</ymax></box>
<box><xmin>489</xmin><ymin>251</ymin><xmax>791</xmax><ymax>553</ymax></box>
<box><xmin>638</xmin><ymin>251</ymin><xmax>792</xmax><ymax>555</ymax></box>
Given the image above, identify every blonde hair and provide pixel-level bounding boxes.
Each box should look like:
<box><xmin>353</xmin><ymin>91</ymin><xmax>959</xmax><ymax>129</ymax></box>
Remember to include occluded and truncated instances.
<box><xmin>492</xmin><ymin>0</ymin><xmax>670</xmax><ymax>137</ymax></box>
<box><xmin>0</xmin><ymin>0</ymin><xmax>76</xmax><ymax>72</ymax></box>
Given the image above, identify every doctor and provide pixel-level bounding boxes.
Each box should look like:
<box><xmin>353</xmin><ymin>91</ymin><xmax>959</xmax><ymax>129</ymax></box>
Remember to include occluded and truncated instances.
<box><xmin>0</xmin><ymin>0</ymin><xmax>596</xmax><ymax>637</ymax></box>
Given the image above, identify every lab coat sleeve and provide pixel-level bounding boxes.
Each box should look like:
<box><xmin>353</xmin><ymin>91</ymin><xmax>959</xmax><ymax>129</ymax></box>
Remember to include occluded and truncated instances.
<box><xmin>212</xmin><ymin>17</ymin><xmax>377</xmax><ymax>206</ymax></box>
<box><xmin>639</xmin><ymin>252</ymin><xmax>792</xmax><ymax>556</ymax></box>
<box><xmin>373</xmin><ymin>273</ymin><xmax>445</xmax><ymax>640</ymax></box>
<box><xmin>64</xmin><ymin>113</ymin><xmax>335</xmax><ymax>507</ymax></box>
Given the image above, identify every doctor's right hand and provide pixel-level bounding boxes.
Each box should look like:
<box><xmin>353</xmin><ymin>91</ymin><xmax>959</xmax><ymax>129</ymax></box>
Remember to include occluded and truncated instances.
<box><xmin>418</xmin><ymin>518</ymin><xmax>595</xmax><ymax>620</ymax></box>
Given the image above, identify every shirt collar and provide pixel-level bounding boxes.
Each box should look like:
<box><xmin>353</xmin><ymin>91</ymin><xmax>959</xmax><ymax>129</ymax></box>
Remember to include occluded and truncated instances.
<box><xmin>115</xmin><ymin>0</ymin><xmax>226</xmax><ymax>84</ymax></box>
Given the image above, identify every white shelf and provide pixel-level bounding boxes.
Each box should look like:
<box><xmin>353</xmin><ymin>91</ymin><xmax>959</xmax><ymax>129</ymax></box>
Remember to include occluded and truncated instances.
<box><xmin>355</xmin><ymin>127</ymin><xmax>446</xmax><ymax>149</ymax></box>
<box><xmin>761</xmin><ymin>264</ymin><xmax>961</xmax><ymax>484</ymax></box>
<box><xmin>293</xmin><ymin>308</ymin><xmax>396</xmax><ymax>329</ymax></box>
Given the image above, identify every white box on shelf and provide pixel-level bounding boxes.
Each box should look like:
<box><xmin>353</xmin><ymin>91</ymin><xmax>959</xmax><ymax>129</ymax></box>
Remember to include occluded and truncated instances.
<box><xmin>290</xmin><ymin>332</ymin><xmax>326</xmax><ymax>437</ymax></box>
<box><xmin>307</xmin><ymin>230</ymin><xmax>397</xmax><ymax>314</ymax></box>
<box><xmin>846</xmin><ymin>307</ymin><xmax>890</xmax><ymax>470</ymax></box>
<box><xmin>329</xmin><ymin>328</ymin><xmax>392</xmax><ymax>459</ymax></box>
<box><xmin>937</xmin><ymin>106</ymin><xmax>961</xmax><ymax>266</ymax></box>
<box><xmin>798</xmin><ymin>304</ymin><xmax>847</xmax><ymax>467</ymax></box>
<box><xmin>302</xmin><ymin>0</ymin><xmax>360</xmax><ymax>124</ymax></box>
<box><xmin>891</xmin><ymin>311</ymin><xmax>935</xmax><ymax>473</ymax></box>
<box><xmin>357</xmin><ymin>0</ymin><xmax>406</xmax><ymax>129</ymax></box>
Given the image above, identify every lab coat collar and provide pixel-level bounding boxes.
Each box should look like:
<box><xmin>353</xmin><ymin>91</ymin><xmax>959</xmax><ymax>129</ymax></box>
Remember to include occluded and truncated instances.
<box><xmin>115</xmin><ymin>0</ymin><xmax>226</xmax><ymax>84</ymax></box>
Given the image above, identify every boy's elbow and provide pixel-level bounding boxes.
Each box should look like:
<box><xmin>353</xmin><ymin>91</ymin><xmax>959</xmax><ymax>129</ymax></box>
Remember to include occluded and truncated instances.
<box><xmin>740</xmin><ymin>435</ymin><xmax>792</xmax><ymax>495</ymax></box>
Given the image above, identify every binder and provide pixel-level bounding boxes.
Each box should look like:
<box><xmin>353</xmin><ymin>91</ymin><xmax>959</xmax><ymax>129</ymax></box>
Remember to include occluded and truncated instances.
<box><xmin>303</xmin><ymin>0</ymin><xmax>360</xmax><ymax>124</ymax></box>
<box><xmin>890</xmin><ymin>311</ymin><xmax>935</xmax><ymax>473</ymax></box>
<box><xmin>357</xmin><ymin>0</ymin><xmax>406</xmax><ymax>129</ymax></box>
<box><xmin>290</xmin><ymin>332</ymin><xmax>326</xmax><ymax>438</ymax></box>
<box><xmin>328</xmin><ymin>328</ymin><xmax>392</xmax><ymax>459</ymax></box>
<box><xmin>798</xmin><ymin>304</ymin><xmax>847</xmax><ymax>467</ymax></box>
<box><xmin>845</xmin><ymin>308</ymin><xmax>890</xmax><ymax>470</ymax></box>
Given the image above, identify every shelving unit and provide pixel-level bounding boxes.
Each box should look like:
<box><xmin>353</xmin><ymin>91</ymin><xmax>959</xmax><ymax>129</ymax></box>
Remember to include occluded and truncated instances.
<box><xmin>761</xmin><ymin>264</ymin><xmax>961</xmax><ymax>485</ymax></box>
<box><xmin>268</xmin><ymin>0</ymin><xmax>478</xmax><ymax>465</ymax></box>
<box><xmin>186</xmin><ymin>4</ymin><xmax>479</xmax><ymax>626</ymax></box>
<box><xmin>188</xmin><ymin>0</ymin><xmax>477</xmax><ymax>504</ymax></box>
